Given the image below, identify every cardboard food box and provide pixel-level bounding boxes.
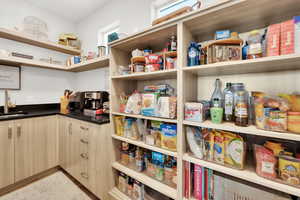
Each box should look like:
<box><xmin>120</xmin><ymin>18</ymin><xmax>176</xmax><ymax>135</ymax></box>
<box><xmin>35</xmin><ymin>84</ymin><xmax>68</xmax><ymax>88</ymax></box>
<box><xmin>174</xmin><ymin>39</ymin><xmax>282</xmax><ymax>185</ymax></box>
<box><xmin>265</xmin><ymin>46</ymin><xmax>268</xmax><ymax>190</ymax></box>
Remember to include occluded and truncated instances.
<box><xmin>267</xmin><ymin>23</ymin><xmax>281</xmax><ymax>56</ymax></box>
<box><xmin>280</xmin><ymin>19</ymin><xmax>295</xmax><ymax>55</ymax></box>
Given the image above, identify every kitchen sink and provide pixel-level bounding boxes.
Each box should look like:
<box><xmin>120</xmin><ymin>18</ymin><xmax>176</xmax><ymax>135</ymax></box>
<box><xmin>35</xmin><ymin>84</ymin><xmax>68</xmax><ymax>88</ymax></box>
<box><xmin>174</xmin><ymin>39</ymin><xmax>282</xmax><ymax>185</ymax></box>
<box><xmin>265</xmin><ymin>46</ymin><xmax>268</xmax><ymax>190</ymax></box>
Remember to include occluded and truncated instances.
<box><xmin>0</xmin><ymin>112</ymin><xmax>28</xmax><ymax>119</ymax></box>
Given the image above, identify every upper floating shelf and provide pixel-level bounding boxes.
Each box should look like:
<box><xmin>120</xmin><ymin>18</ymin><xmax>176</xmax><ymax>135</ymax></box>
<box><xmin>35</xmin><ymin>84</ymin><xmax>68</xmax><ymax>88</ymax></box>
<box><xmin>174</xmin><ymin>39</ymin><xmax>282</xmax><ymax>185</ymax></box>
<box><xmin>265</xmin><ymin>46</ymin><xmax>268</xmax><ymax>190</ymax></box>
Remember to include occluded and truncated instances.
<box><xmin>0</xmin><ymin>55</ymin><xmax>109</xmax><ymax>72</ymax></box>
<box><xmin>183</xmin><ymin>54</ymin><xmax>300</xmax><ymax>76</ymax></box>
<box><xmin>0</xmin><ymin>28</ymin><xmax>81</xmax><ymax>55</ymax></box>
<box><xmin>68</xmin><ymin>56</ymin><xmax>110</xmax><ymax>72</ymax></box>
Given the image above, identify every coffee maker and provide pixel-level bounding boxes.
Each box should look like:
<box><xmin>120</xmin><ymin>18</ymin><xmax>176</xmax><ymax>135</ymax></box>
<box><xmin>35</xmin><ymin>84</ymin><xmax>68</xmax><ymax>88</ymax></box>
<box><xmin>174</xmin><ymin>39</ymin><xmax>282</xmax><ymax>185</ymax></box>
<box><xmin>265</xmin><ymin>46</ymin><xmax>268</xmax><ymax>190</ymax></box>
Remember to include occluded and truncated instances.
<box><xmin>68</xmin><ymin>92</ymin><xmax>85</xmax><ymax>113</ymax></box>
<box><xmin>83</xmin><ymin>91</ymin><xmax>109</xmax><ymax>116</ymax></box>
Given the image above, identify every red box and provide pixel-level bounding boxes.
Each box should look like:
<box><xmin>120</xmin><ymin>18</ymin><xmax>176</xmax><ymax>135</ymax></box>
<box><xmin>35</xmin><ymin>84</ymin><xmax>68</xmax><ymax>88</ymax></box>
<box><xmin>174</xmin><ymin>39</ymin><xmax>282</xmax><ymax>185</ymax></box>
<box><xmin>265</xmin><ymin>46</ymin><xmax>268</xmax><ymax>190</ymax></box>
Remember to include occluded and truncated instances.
<box><xmin>267</xmin><ymin>23</ymin><xmax>281</xmax><ymax>56</ymax></box>
<box><xmin>280</xmin><ymin>20</ymin><xmax>295</xmax><ymax>55</ymax></box>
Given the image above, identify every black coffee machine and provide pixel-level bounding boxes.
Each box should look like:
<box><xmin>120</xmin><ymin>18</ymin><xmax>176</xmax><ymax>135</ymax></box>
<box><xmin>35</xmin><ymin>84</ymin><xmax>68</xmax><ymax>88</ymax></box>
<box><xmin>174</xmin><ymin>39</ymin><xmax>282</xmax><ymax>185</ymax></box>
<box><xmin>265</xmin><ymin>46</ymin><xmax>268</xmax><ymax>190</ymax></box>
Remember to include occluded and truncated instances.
<box><xmin>84</xmin><ymin>91</ymin><xmax>109</xmax><ymax>110</ymax></box>
<box><xmin>68</xmin><ymin>92</ymin><xmax>85</xmax><ymax>113</ymax></box>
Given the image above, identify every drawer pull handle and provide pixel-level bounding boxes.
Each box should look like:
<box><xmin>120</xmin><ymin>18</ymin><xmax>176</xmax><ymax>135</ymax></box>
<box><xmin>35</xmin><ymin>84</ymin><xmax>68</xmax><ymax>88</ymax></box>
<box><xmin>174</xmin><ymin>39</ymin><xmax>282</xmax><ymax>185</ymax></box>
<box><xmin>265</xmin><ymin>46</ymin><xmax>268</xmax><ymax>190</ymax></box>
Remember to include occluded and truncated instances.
<box><xmin>80</xmin><ymin>126</ymin><xmax>89</xmax><ymax>131</ymax></box>
<box><xmin>80</xmin><ymin>153</ymin><xmax>89</xmax><ymax>160</ymax></box>
<box><xmin>8</xmin><ymin>127</ymin><xmax>12</xmax><ymax>139</ymax></box>
<box><xmin>69</xmin><ymin>123</ymin><xmax>72</xmax><ymax>135</ymax></box>
<box><xmin>80</xmin><ymin>139</ymin><xmax>89</xmax><ymax>144</ymax></box>
<box><xmin>17</xmin><ymin>125</ymin><xmax>21</xmax><ymax>137</ymax></box>
<box><xmin>80</xmin><ymin>172</ymin><xmax>89</xmax><ymax>179</ymax></box>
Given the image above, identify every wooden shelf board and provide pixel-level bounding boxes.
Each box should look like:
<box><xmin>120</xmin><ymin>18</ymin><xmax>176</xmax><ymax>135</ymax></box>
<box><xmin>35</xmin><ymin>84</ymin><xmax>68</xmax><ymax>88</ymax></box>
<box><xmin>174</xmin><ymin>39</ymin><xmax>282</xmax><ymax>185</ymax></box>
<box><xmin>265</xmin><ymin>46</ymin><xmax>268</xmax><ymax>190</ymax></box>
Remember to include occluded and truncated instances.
<box><xmin>108</xmin><ymin>0</ymin><xmax>231</xmax><ymax>48</ymax></box>
<box><xmin>183</xmin><ymin>153</ymin><xmax>300</xmax><ymax>197</ymax></box>
<box><xmin>112</xmin><ymin>112</ymin><xmax>177</xmax><ymax>123</ymax></box>
<box><xmin>109</xmin><ymin>187</ymin><xmax>132</xmax><ymax>200</ymax></box>
<box><xmin>183</xmin><ymin>0</ymin><xmax>300</xmax><ymax>41</ymax></box>
<box><xmin>112</xmin><ymin>162</ymin><xmax>177</xmax><ymax>199</ymax></box>
<box><xmin>112</xmin><ymin>134</ymin><xmax>178</xmax><ymax>157</ymax></box>
<box><xmin>68</xmin><ymin>56</ymin><xmax>109</xmax><ymax>72</ymax></box>
<box><xmin>183</xmin><ymin>54</ymin><xmax>300</xmax><ymax>76</ymax></box>
<box><xmin>0</xmin><ymin>28</ymin><xmax>81</xmax><ymax>55</ymax></box>
<box><xmin>183</xmin><ymin>120</ymin><xmax>300</xmax><ymax>142</ymax></box>
<box><xmin>111</xmin><ymin>69</ymin><xmax>177</xmax><ymax>80</ymax></box>
<box><xmin>0</xmin><ymin>56</ymin><xmax>68</xmax><ymax>71</ymax></box>
<box><xmin>110</xmin><ymin>24</ymin><xmax>177</xmax><ymax>52</ymax></box>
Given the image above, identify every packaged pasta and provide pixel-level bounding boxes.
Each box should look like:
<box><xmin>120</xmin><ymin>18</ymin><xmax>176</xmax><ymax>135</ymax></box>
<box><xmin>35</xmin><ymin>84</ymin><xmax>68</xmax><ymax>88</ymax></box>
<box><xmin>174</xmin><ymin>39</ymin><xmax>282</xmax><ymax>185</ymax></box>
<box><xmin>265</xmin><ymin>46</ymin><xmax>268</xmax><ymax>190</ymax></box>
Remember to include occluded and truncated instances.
<box><xmin>160</xmin><ymin>124</ymin><xmax>177</xmax><ymax>151</ymax></box>
<box><xmin>223</xmin><ymin>132</ymin><xmax>245</xmax><ymax>169</ymax></box>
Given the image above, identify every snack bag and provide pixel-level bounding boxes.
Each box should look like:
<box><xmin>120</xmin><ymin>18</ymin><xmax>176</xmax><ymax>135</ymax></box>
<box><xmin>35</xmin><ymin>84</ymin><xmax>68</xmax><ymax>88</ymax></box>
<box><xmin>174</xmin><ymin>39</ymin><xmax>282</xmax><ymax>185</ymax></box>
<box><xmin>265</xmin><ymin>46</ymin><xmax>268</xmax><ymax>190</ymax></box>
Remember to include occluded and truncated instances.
<box><xmin>224</xmin><ymin>132</ymin><xmax>245</xmax><ymax>169</ymax></box>
<box><xmin>213</xmin><ymin>131</ymin><xmax>225</xmax><ymax>164</ymax></box>
<box><xmin>125</xmin><ymin>91</ymin><xmax>142</xmax><ymax>115</ymax></box>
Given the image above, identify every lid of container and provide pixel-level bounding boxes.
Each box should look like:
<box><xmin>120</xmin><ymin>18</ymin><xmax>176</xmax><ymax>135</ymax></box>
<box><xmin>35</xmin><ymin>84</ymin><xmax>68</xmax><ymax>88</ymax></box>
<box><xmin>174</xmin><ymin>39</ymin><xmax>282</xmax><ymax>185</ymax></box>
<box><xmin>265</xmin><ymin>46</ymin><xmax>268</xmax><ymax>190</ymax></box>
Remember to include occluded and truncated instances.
<box><xmin>294</xmin><ymin>16</ymin><xmax>300</xmax><ymax>23</ymax></box>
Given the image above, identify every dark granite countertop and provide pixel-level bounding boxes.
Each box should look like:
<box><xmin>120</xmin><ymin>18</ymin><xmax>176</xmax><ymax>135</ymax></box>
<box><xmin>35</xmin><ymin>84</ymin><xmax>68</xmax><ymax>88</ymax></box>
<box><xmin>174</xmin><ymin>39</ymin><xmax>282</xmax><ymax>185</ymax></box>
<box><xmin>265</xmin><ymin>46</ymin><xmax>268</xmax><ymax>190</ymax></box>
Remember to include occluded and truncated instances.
<box><xmin>0</xmin><ymin>104</ymin><xmax>110</xmax><ymax>125</ymax></box>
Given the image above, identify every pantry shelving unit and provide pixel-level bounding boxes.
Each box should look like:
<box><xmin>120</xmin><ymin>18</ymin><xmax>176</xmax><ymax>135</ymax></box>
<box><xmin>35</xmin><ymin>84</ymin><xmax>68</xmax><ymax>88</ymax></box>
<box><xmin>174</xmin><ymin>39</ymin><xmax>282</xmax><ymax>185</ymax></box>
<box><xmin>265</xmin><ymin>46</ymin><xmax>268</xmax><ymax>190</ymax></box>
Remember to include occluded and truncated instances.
<box><xmin>0</xmin><ymin>28</ymin><xmax>81</xmax><ymax>55</ymax></box>
<box><xmin>183</xmin><ymin>120</ymin><xmax>300</xmax><ymax>142</ymax></box>
<box><xmin>112</xmin><ymin>162</ymin><xmax>177</xmax><ymax>199</ymax></box>
<box><xmin>109</xmin><ymin>187</ymin><xmax>132</xmax><ymax>200</ymax></box>
<box><xmin>112</xmin><ymin>134</ymin><xmax>178</xmax><ymax>157</ymax></box>
<box><xmin>111</xmin><ymin>112</ymin><xmax>178</xmax><ymax>123</ymax></box>
<box><xmin>108</xmin><ymin>0</ymin><xmax>300</xmax><ymax>199</ymax></box>
<box><xmin>183</xmin><ymin>154</ymin><xmax>300</xmax><ymax>197</ymax></box>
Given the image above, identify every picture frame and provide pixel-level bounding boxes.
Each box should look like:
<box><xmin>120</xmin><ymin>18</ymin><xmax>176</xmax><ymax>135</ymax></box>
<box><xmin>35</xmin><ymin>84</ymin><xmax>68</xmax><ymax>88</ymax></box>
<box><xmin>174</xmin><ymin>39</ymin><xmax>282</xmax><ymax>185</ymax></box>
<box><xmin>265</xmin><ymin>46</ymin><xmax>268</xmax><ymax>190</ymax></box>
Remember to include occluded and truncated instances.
<box><xmin>0</xmin><ymin>65</ymin><xmax>21</xmax><ymax>90</ymax></box>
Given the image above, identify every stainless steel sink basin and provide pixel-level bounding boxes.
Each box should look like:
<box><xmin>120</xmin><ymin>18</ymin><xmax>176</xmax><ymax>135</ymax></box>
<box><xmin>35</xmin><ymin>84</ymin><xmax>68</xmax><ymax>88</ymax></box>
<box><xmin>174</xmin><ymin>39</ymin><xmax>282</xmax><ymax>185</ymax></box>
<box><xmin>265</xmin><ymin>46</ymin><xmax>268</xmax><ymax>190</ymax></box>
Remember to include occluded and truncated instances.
<box><xmin>0</xmin><ymin>112</ymin><xmax>28</xmax><ymax>119</ymax></box>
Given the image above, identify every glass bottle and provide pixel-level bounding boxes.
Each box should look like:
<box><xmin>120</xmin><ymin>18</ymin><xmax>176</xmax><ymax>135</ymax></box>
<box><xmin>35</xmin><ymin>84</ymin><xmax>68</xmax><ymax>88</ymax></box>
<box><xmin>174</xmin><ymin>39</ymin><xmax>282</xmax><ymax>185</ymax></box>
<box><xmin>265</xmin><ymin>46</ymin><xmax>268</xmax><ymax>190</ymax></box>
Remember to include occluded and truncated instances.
<box><xmin>187</xmin><ymin>42</ymin><xmax>200</xmax><ymax>66</ymax></box>
<box><xmin>234</xmin><ymin>91</ymin><xmax>249</xmax><ymax>126</ymax></box>
<box><xmin>210</xmin><ymin>78</ymin><xmax>223</xmax><ymax>107</ymax></box>
<box><xmin>170</xmin><ymin>35</ymin><xmax>177</xmax><ymax>51</ymax></box>
<box><xmin>223</xmin><ymin>82</ymin><xmax>234</xmax><ymax>121</ymax></box>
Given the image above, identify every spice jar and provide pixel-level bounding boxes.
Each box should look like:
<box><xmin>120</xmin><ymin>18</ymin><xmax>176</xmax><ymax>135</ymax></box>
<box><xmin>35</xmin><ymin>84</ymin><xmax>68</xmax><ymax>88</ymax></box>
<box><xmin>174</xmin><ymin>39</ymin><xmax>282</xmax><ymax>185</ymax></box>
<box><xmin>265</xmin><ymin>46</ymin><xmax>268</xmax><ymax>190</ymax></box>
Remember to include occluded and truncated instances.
<box><xmin>234</xmin><ymin>91</ymin><xmax>249</xmax><ymax>126</ymax></box>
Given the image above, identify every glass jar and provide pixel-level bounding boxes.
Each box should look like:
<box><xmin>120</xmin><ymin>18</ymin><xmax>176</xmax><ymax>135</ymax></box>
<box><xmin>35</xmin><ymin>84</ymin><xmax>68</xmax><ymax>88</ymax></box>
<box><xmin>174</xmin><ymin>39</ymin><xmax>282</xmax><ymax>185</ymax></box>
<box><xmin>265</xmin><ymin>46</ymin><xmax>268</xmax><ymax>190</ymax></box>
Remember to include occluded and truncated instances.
<box><xmin>234</xmin><ymin>91</ymin><xmax>249</xmax><ymax>127</ymax></box>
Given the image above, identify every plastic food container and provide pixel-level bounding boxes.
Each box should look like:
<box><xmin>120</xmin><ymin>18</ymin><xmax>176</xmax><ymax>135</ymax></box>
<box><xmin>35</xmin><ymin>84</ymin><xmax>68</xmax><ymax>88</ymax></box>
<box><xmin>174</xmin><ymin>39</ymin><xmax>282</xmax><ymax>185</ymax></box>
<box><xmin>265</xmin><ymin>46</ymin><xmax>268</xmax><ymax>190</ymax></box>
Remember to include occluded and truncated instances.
<box><xmin>288</xmin><ymin>112</ymin><xmax>300</xmax><ymax>133</ymax></box>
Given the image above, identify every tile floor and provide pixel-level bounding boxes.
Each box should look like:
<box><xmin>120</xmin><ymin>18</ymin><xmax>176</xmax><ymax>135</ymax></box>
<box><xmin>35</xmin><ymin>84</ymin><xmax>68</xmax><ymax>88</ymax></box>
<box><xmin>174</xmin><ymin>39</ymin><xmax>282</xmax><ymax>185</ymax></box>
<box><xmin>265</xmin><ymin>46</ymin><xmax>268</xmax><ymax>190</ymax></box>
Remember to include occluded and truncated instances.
<box><xmin>0</xmin><ymin>172</ymin><xmax>92</xmax><ymax>200</ymax></box>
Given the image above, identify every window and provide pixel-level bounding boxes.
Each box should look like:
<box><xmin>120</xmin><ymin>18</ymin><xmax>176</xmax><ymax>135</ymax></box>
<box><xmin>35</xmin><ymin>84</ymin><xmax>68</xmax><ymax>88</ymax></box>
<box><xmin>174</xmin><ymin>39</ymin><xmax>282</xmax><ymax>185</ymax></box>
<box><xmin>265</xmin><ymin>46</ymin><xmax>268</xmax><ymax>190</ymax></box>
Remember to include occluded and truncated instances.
<box><xmin>151</xmin><ymin>0</ymin><xmax>222</xmax><ymax>21</ymax></box>
<box><xmin>157</xmin><ymin>0</ymin><xmax>197</xmax><ymax>18</ymax></box>
<box><xmin>97</xmin><ymin>21</ymin><xmax>120</xmax><ymax>55</ymax></box>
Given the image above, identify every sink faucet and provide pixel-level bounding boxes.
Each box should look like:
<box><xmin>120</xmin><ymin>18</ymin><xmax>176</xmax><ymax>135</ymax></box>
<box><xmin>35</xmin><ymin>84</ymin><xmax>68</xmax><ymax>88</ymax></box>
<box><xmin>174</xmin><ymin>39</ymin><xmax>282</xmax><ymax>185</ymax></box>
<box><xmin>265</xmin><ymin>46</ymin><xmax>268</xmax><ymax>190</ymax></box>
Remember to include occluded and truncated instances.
<box><xmin>4</xmin><ymin>90</ymin><xmax>9</xmax><ymax>114</ymax></box>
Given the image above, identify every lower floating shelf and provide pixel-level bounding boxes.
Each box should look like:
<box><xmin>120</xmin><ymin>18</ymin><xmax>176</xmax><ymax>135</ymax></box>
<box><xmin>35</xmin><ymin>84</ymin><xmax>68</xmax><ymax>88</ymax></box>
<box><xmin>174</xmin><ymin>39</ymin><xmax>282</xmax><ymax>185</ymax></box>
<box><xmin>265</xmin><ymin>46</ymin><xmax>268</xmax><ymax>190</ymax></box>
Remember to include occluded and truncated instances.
<box><xmin>183</xmin><ymin>153</ymin><xmax>300</xmax><ymax>197</ymax></box>
<box><xmin>112</xmin><ymin>162</ymin><xmax>177</xmax><ymax>199</ymax></box>
<box><xmin>109</xmin><ymin>187</ymin><xmax>132</xmax><ymax>200</ymax></box>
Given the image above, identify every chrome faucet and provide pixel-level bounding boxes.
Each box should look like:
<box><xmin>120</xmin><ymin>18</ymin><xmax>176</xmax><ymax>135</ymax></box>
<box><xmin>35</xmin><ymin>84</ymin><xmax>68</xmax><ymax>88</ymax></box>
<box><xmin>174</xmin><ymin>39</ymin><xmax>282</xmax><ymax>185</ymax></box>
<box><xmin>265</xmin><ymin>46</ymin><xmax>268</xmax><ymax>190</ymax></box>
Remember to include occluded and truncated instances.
<box><xmin>4</xmin><ymin>90</ymin><xmax>9</xmax><ymax>114</ymax></box>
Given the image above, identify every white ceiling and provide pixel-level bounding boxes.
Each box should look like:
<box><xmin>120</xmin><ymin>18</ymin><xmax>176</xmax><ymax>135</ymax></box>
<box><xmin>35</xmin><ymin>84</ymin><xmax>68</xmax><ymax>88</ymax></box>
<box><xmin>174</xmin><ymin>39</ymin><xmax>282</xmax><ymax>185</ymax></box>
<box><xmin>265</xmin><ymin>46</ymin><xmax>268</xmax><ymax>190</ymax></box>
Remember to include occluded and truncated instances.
<box><xmin>25</xmin><ymin>0</ymin><xmax>110</xmax><ymax>22</ymax></box>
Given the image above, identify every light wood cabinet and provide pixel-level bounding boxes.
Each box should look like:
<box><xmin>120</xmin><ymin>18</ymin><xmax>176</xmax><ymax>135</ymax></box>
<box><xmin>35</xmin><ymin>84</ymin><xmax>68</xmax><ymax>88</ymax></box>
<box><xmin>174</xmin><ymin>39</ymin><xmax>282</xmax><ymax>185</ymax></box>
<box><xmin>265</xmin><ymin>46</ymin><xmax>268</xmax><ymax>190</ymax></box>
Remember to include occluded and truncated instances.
<box><xmin>14</xmin><ymin>116</ymin><xmax>58</xmax><ymax>182</ymax></box>
<box><xmin>0</xmin><ymin>121</ymin><xmax>14</xmax><ymax>188</ymax></box>
<box><xmin>59</xmin><ymin>116</ymin><xmax>112</xmax><ymax>200</ymax></box>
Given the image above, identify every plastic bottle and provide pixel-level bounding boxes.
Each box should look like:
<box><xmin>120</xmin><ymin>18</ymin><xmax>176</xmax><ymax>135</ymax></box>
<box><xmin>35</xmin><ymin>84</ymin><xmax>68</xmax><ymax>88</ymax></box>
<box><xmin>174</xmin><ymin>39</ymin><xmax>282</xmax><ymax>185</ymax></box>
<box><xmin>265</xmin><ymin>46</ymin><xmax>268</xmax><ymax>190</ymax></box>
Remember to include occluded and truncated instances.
<box><xmin>223</xmin><ymin>82</ymin><xmax>234</xmax><ymax>121</ymax></box>
<box><xmin>210</xmin><ymin>79</ymin><xmax>223</xmax><ymax>107</ymax></box>
<box><xmin>242</xmin><ymin>41</ymin><xmax>249</xmax><ymax>60</ymax></box>
<box><xmin>187</xmin><ymin>42</ymin><xmax>200</xmax><ymax>66</ymax></box>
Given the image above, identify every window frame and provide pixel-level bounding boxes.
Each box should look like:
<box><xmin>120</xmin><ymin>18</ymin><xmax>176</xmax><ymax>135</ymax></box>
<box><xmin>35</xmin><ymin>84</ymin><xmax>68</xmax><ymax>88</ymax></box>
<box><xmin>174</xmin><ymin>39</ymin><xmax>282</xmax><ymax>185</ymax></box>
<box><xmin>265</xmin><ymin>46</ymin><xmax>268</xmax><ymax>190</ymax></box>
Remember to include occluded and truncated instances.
<box><xmin>97</xmin><ymin>21</ymin><xmax>120</xmax><ymax>54</ymax></box>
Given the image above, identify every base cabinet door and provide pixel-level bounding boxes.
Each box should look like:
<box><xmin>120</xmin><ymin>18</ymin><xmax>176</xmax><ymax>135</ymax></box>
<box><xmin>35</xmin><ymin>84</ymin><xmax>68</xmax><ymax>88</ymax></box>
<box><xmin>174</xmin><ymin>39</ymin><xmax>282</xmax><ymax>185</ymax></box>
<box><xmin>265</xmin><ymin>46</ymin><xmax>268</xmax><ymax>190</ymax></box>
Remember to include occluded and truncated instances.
<box><xmin>0</xmin><ymin>121</ymin><xmax>14</xmax><ymax>188</ymax></box>
<box><xmin>14</xmin><ymin>118</ymin><xmax>35</xmax><ymax>182</ymax></box>
<box><xmin>15</xmin><ymin>117</ymin><xmax>58</xmax><ymax>182</ymax></box>
<box><xmin>33</xmin><ymin>116</ymin><xmax>58</xmax><ymax>174</ymax></box>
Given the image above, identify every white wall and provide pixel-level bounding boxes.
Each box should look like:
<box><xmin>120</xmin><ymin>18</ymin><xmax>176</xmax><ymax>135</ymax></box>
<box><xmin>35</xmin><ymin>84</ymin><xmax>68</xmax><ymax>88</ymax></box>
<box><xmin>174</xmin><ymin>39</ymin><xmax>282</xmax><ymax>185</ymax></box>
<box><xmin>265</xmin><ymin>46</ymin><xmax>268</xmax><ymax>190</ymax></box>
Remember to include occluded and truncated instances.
<box><xmin>74</xmin><ymin>0</ymin><xmax>152</xmax><ymax>93</ymax></box>
<box><xmin>0</xmin><ymin>0</ymin><xmax>77</xmax><ymax>106</ymax></box>
<box><xmin>76</xmin><ymin>0</ymin><xmax>152</xmax><ymax>54</ymax></box>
